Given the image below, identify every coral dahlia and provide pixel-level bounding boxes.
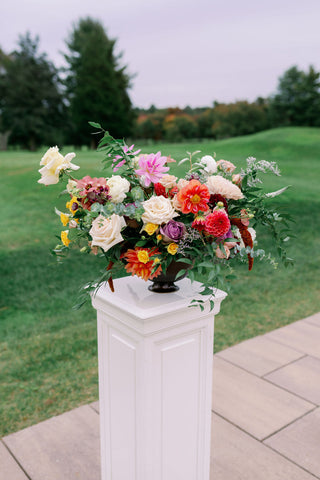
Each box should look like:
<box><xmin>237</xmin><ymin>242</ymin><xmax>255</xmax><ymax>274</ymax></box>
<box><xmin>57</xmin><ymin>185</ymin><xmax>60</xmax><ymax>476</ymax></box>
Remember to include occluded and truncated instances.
<box><xmin>177</xmin><ymin>179</ymin><xmax>210</xmax><ymax>214</ymax></box>
<box><xmin>123</xmin><ymin>247</ymin><xmax>162</xmax><ymax>281</ymax></box>
<box><xmin>204</xmin><ymin>211</ymin><xmax>231</xmax><ymax>237</ymax></box>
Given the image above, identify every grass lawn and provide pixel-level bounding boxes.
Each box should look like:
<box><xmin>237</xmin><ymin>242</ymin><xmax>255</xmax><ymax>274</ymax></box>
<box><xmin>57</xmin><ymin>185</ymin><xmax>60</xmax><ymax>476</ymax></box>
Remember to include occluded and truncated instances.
<box><xmin>1</xmin><ymin>127</ymin><xmax>319</xmax><ymax>436</ymax></box>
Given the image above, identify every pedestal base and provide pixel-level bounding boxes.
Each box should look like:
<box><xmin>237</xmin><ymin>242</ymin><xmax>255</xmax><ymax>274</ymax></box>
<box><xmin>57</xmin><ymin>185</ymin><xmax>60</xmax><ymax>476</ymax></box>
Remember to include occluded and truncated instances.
<box><xmin>92</xmin><ymin>277</ymin><xmax>226</xmax><ymax>480</ymax></box>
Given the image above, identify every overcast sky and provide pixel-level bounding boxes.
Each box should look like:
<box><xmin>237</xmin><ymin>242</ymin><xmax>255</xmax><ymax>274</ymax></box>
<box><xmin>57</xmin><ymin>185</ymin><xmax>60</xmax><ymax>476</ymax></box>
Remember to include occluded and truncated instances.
<box><xmin>1</xmin><ymin>0</ymin><xmax>320</xmax><ymax>108</ymax></box>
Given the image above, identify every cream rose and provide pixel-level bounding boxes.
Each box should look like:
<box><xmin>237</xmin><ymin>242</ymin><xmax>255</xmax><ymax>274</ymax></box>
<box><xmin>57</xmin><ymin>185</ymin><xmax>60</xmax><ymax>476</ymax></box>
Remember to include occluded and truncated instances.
<box><xmin>172</xmin><ymin>194</ymin><xmax>183</xmax><ymax>212</ymax></box>
<box><xmin>206</xmin><ymin>175</ymin><xmax>243</xmax><ymax>200</ymax></box>
<box><xmin>200</xmin><ymin>155</ymin><xmax>217</xmax><ymax>174</ymax></box>
<box><xmin>106</xmin><ymin>175</ymin><xmax>130</xmax><ymax>203</ymax></box>
<box><xmin>142</xmin><ymin>195</ymin><xmax>179</xmax><ymax>225</ymax></box>
<box><xmin>217</xmin><ymin>159</ymin><xmax>236</xmax><ymax>173</ymax></box>
<box><xmin>38</xmin><ymin>147</ymin><xmax>79</xmax><ymax>185</ymax></box>
<box><xmin>159</xmin><ymin>174</ymin><xmax>178</xmax><ymax>188</ymax></box>
<box><xmin>177</xmin><ymin>178</ymin><xmax>189</xmax><ymax>190</ymax></box>
<box><xmin>89</xmin><ymin>214</ymin><xmax>126</xmax><ymax>252</ymax></box>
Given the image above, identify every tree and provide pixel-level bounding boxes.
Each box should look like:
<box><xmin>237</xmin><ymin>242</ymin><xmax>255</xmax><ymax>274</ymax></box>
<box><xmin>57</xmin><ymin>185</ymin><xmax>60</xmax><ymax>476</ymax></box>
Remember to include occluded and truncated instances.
<box><xmin>0</xmin><ymin>34</ymin><xmax>65</xmax><ymax>150</ymax></box>
<box><xmin>270</xmin><ymin>65</ymin><xmax>320</xmax><ymax>126</ymax></box>
<box><xmin>64</xmin><ymin>17</ymin><xmax>135</xmax><ymax>146</ymax></box>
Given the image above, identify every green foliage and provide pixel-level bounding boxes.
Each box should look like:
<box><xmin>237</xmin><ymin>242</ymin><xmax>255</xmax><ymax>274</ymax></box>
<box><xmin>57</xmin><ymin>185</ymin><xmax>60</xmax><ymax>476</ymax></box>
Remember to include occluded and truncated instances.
<box><xmin>270</xmin><ymin>65</ymin><xmax>320</xmax><ymax>127</ymax></box>
<box><xmin>211</xmin><ymin>101</ymin><xmax>271</xmax><ymax>139</ymax></box>
<box><xmin>64</xmin><ymin>17</ymin><xmax>135</xmax><ymax>146</ymax></box>
<box><xmin>0</xmin><ymin>33</ymin><xmax>65</xmax><ymax>150</ymax></box>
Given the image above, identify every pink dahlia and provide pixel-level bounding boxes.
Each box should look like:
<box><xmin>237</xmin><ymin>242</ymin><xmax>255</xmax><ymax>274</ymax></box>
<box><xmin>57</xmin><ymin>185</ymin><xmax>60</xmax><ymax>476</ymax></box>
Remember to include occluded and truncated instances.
<box><xmin>135</xmin><ymin>152</ymin><xmax>169</xmax><ymax>187</ymax></box>
<box><xmin>204</xmin><ymin>210</ymin><xmax>231</xmax><ymax>237</ymax></box>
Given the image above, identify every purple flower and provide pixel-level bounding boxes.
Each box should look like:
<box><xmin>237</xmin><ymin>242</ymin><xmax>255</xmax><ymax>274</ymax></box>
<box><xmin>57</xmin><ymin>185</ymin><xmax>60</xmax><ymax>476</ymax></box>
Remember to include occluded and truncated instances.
<box><xmin>160</xmin><ymin>220</ymin><xmax>186</xmax><ymax>243</ymax></box>
<box><xmin>135</xmin><ymin>152</ymin><xmax>169</xmax><ymax>187</ymax></box>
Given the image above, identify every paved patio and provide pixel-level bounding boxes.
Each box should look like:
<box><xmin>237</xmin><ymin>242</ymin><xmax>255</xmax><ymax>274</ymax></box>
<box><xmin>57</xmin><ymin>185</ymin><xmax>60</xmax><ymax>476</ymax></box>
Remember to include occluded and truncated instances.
<box><xmin>1</xmin><ymin>312</ymin><xmax>320</xmax><ymax>480</ymax></box>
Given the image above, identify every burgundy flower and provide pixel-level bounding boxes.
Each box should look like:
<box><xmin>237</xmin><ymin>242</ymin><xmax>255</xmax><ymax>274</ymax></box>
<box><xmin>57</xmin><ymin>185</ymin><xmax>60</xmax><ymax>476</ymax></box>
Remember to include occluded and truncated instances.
<box><xmin>160</xmin><ymin>220</ymin><xmax>186</xmax><ymax>243</ymax></box>
<box><xmin>209</xmin><ymin>194</ymin><xmax>228</xmax><ymax>213</ymax></box>
<box><xmin>76</xmin><ymin>176</ymin><xmax>110</xmax><ymax>210</ymax></box>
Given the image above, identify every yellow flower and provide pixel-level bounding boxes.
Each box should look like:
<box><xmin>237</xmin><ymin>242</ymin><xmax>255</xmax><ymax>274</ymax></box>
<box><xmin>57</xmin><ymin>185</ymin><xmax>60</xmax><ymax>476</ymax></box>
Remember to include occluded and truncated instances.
<box><xmin>153</xmin><ymin>257</ymin><xmax>161</xmax><ymax>264</ymax></box>
<box><xmin>60</xmin><ymin>213</ymin><xmax>70</xmax><ymax>227</ymax></box>
<box><xmin>66</xmin><ymin>196</ymin><xmax>79</xmax><ymax>214</ymax></box>
<box><xmin>167</xmin><ymin>242</ymin><xmax>178</xmax><ymax>255</ymax></box>
<box><xmin>61</xmin><ymin>230</ymin><xmax>71</xmax><ymax>247</ymax></box>
<box><xmin>137</xmin><ymin>250</ymin><xmax>150</xmax><ymax>264</ymax></box>
<box><xmin>156</xmin><ymin>234</ymin><xmax>162</xmax><ymax>241</ymax></box>
<box><xmin>144</xmin><ymin>223</ymin><xmax>158</xmax><ymax>235</ymax></box>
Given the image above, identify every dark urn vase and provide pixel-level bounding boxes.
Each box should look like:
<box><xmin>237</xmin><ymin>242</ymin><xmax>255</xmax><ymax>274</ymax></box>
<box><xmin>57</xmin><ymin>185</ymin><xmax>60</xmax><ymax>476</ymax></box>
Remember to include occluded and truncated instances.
<box><xmin>148</xmin><ymin>260</ymin><xmax>191</xmax><ymax>293</ymax></box>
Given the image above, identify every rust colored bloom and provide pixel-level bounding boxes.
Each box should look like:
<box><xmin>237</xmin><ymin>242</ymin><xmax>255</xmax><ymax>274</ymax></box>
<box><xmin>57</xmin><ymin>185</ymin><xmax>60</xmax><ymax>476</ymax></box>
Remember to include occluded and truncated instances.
<box><xmin>204</xmin><ymin>210</ymin><xmax>231</xmax><ymax>237</ymax></box>
<box><xmin>231</xmin><ymin>217</ymin><xmax>254</xmax><ymax>271</ymax></box>
<box><xmin>123</xmin><ymin>247</ymin><xmax>162</xmax><ymax>281</ymax></box>
<box><xmin>177</xmin><ymin>179</ymin><xmax>210</xmax><ymax>214</ymax></box>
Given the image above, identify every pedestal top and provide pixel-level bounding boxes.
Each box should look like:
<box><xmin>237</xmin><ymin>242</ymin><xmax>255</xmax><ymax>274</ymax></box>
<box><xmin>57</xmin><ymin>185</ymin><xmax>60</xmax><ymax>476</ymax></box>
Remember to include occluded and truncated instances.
<box><xmin>92</xmin><ymin>276</ymin><xmax>227</xmax><ymax>322</ymax></box>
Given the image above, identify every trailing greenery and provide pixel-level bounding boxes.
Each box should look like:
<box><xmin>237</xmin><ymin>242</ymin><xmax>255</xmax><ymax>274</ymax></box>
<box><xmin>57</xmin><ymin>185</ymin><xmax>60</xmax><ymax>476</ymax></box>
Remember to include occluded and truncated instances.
<box><xmin>0</xmin><ymin>127</ymin><xmax>319</xmax><ymax>436</ymax></box>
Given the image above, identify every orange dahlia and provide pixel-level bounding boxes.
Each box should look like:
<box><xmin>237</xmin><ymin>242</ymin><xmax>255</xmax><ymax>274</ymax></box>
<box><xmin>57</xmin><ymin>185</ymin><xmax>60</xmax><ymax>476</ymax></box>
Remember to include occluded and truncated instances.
<box><xmin>177</xmin><ymin>179</ymin><xmax>210</xmax><ymax>214</ymax></box>
<box><xmin>123</xmin><ymin>247</ymin><xmax>162</xmax><ymax>281</ymax></box>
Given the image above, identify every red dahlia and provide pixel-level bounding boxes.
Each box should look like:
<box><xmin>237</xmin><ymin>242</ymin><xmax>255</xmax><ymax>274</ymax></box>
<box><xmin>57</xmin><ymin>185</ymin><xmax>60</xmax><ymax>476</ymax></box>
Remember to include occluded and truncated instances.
<box><xmin>204</xmin><ymin>211</ymin><xmax>231</xmax><ymax>237</ymax></box>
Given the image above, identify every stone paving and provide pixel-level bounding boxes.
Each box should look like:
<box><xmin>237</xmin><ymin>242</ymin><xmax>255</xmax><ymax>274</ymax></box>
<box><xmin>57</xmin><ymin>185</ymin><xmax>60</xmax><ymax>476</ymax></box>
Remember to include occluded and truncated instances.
<box><xmin>1</xmin><ymin>312</ymin><xmax>320</xmax><ymax>480</ymax></box>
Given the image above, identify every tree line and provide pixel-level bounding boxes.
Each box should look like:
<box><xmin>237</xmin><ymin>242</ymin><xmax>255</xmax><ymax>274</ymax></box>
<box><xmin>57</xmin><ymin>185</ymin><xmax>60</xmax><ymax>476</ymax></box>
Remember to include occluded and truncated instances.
<box><xmin>0</xmin><ymin>17</ymin><xmax>319</xmax><ymax>150</ymax></box>
<box><xmin>135</xmin><ymin>65</ymin><xmax>320</xmax><ymax>142</ymax></box>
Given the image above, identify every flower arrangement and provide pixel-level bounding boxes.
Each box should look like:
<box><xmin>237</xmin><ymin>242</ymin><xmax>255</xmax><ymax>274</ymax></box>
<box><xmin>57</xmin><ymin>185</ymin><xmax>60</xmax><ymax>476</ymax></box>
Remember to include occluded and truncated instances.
<box><xmin>38</xmin><ymin>122</ymin><xmax>293</xmax><ymax>309</ymax></box>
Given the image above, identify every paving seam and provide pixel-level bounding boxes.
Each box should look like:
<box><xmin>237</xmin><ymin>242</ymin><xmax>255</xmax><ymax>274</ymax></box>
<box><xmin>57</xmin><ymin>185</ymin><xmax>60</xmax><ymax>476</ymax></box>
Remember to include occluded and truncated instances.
<box><xmin>214</xmin><ymin>352</ymin><xmax>306</xmax><ymax>378</ymax></box>
<box><xmin>261</xmin><ymin>404</ymin><xmax>319</xmax><ymax>442</ymax></box>
<box><xmin>211</xmin><ymin>410</ymin><xmax>320</xmax><ymax>480</ymax></box>
<box><xmin>262</xmin><ymin>441</ymin><xmax>320</xmax><ymax>480</ymax></box>
<box><xmin>0</xmin><ymin>438</ymin><xmax>33</xmax><ymax>480</ymax></box>
<box><xmin>262</xmin><ymin>369</ymin><xmax>320</xmax><ymax>406</ymax></box>
<box><xmin>88</xmin><ymin>403</ymin><xmax>99</xmax><ymax>414</ymax></box>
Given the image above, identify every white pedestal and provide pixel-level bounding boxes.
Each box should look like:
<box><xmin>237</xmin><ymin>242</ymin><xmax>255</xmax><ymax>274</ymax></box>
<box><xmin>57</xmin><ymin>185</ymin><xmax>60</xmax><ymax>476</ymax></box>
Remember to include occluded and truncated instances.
<box><xmin>92</xmin><ymin>277</ymin><xmax>227</xmax><ymax>480</ymax></box>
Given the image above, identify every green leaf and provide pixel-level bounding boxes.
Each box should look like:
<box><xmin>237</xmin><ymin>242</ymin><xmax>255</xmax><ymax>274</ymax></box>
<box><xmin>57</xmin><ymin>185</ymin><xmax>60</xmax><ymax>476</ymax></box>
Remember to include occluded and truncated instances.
<box><xmin>88</xmin><ymin>121</ymin><xmax>102</xmax><ymax>129</ymax></box>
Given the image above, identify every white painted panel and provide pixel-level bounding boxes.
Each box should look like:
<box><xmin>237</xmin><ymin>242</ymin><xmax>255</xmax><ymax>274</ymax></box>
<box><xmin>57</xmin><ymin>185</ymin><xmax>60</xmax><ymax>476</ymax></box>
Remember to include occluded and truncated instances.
<box><xmin>160</xmin><ymin>332</ymin><xmax>201</xmax><ymax>480</ymax></box>
<box><xmin>109</xmin><ymin>330</ymin><xmax>137</xmax><ymax>480</ymax></box>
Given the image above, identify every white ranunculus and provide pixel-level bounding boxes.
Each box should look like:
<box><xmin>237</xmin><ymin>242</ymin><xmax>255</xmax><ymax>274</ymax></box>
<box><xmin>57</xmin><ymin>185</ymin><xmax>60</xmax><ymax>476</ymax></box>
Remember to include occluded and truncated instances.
<box><xmin>89</xmin><ymin>214</ymin><xmax>126</xmax><ymax>252</ymax></box>
<box><xmin>142</xmin><ymin>195</ymin><xmax>179</xmax><ymax>225</ymax></box>
<box><xmin>38</xmin><ymin>147</ymin><xmax>79</xmax><ymax>185</ymax></box>
<box><xmin>206</xmin><ymin>175</ymin><xmax>243</xmax><ymax>200</ymax></box>
<box><xmin>200</xmin><ymin>155</ymin><xmax>217</xmax><ymax>174</ymax></box>
<box><xmin>106</xmin><ymin>175</ymin><xmax>130</xmax><ymax>203</ymax></box>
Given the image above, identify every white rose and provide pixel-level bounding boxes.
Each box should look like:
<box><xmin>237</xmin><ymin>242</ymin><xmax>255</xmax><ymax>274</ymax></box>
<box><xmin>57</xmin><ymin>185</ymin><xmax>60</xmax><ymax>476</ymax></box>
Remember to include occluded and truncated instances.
<box><xmin>142</xmin><ymin>195</ymin><xmax>179</xmax><ymax>225</ymax></box>
<box><xmin>206</xmin><ymin>175</ymin><xmax>243</xmax><ymax>200</ymax></box>
<box><xmin>38</xmin><ymin>146</ymin><xmax>79</xmax><ymax>185</ymax></box>
<box><xmin>200</xmin><ymin>155</ymin><xmax>217</xmax><ymax>174</ymax></box>
<box><xmin>159</xmin><ymin>174</ymin><xmax>178</xmax><ymax>188</ymax></box>
<box><xmin>89</xmin><ymin>214</ymin><xmax>126</xmax><ymax>252</ymax></box>
<box><xmin>66</xmin><ymin>179</ymin><xmax>80</xmax><ymax>196</ymax></box>
<box><xmin>106</xmin><ymin>175</ymin><xmax>130</xmax><ymax>203</ymax></box>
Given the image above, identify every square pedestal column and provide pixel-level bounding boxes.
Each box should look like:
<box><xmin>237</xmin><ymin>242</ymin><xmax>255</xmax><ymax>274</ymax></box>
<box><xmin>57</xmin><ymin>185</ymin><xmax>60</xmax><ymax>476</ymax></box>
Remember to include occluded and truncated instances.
<box><xmin>92</xmin><ymin>277</ymin><xmax>227</xmax><ymax>480</ymax></box>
